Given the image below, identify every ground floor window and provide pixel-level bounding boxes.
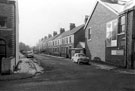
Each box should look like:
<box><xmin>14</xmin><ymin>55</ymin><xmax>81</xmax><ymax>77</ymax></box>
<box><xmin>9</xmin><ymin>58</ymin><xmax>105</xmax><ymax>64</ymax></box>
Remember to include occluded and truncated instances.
<box><xmin>0</xmin><ymin>16</ymin><xmax>7</xmax><ymax>28</ymax></box>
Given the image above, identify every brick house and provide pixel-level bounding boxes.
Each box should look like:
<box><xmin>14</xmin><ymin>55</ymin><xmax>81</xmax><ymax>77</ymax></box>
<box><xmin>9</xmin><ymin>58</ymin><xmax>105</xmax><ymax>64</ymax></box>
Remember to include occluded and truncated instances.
<box><xmin>0</xmin><ymin>0</ymin><xmax>17</xmax><ymax>73</ymax></box>
<box><xmin>46</xmin><ymin>33</ymin><xmax>60</xmax><ymax>55</ymax></box>
<box><xmin>84</xmin><ymin>0</ymin><xmax>125</xmax><ymax>66</ymax></box>
<box><xmin>51</xmin><ymin>24</ymin><xmax>85</xmax><ymax>58</ymax></box>
<box><xmin>41</xmin><ymin>24</ymin><xmax>85</xmax><ymax>58</ymax></box>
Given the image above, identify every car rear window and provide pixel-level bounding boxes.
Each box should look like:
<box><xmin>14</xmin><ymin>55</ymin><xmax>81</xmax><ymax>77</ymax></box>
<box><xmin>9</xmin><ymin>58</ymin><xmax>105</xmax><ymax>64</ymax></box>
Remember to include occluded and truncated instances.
<box><xmin>78</xmin><ymin>54</ymin><xmax>85</xmax><ymax>57</ymax></box>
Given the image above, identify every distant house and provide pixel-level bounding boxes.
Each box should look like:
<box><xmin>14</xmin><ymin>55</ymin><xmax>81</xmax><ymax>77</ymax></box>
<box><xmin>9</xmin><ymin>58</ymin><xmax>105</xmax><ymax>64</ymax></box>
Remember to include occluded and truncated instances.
<box><xmin>51</xmin><ymin>24</ymin><xmax>85</xmax><ymax>58</ymax></box>
<box><xmin>84</xmin><ymin>0</ymin><xmax>125</xmax><ymax>66</ymax></box>
<box><xmin>46</xmin><ymin>33</ymin><xmax>60</xmax><ymax>55</ymax></box>
<box><xmin>41</xmin><ymin>24</ymin><xmax>85</xmax><ymax>58</ymax></box>
<box><xmin>0</xmin><ymin>0</ymin><xmax>18</xmax><ymax>73</ymax></box>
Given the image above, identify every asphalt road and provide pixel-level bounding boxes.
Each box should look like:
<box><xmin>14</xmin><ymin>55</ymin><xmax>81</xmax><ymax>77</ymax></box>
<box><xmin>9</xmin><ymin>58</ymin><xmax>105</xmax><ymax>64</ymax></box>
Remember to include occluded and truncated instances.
<box><xmin>0</xmin><ymin>54</ymin><xmax>135</xmax><ymax>91</ymax></box>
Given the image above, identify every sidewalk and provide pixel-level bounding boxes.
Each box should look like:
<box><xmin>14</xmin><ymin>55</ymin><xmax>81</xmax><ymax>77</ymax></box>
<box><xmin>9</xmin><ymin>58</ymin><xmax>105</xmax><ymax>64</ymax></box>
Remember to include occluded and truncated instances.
<box><xmin>0</xmin><ymin>73</ymin><xmax>34</xmax><ymax>81</ymax></box>
<box><xmin>90</xmin><ymin>62</ymin><xmax>135</xmax><ymax>74</ymax></box>
<box><xmin>0</xmin><ymin>53</ymin><xmax>44</xmax><ymax>81</ymax></box>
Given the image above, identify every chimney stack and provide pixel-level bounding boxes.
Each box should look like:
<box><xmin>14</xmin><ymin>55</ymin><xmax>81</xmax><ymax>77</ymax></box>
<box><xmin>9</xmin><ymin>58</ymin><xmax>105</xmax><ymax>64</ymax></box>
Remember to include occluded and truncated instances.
<box><xmin>70</xmin><ymin>23</ymin><xmax>76</xmax><ymax>30</ymax></box>
<box><xmin>48</xmin><ymin>34</ymin><xmax>52</xmax><ymax>38</ymax></box>
<box><xmin>60</xmin><ymin>28</ymin><xmax>65</xmax><ymax>34</ymax></box>
<box><xmin>44</xmin><ymin>36</ymin><xmax>47</xmax><ymax>39</ymax></box>
<box><xmin>85</xmin><ymin>15</ymin><xmax>89</xmax><ymax>24</ymax></box>
<box><xmin>53</xmin><ymin>31</ymin><xmax>57</xmax><ymax>36</ymax></box>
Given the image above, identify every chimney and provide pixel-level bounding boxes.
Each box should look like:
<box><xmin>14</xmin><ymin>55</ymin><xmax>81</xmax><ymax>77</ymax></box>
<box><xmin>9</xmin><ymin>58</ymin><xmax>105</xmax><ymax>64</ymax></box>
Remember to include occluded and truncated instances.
<box><xmin>70</xmin><ymin>23</ymin><xmax>76</xmax><ymax>30</ymax></box>
<box><xmin>85</xmin><ymin>15</ymin><xmax>89</xmax><ymax>24</ymax></box>
<box><xmin>60</xmin><ymin>28</ymin><xmax>65</xmax><ymax>34</ymax></box>
<box><xmin>44</xmin><ymin>36</ymin><xmax>47</xmax><ymax>39</ymax></box>
<box><xmin>53</xmin><ymin>31</ymin><xmax>57</xmax><ymax>36</ymax></box>
<box><xmin>48</xmin><ymin>34</ymin><xmax>52</xmax><ymax>38</ymax></box>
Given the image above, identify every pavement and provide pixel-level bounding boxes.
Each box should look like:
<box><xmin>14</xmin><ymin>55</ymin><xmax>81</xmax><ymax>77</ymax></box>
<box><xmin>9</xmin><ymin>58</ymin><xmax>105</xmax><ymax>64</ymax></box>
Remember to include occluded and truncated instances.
<box><xmin>0</xmin><ymin>53</ymin><xmax>44</xmax><ymax>81</ymax></box>
<box><xmin>91</xmin><ymin>62</ymin><xmax>135</xmax><ymax>74</ymax></box>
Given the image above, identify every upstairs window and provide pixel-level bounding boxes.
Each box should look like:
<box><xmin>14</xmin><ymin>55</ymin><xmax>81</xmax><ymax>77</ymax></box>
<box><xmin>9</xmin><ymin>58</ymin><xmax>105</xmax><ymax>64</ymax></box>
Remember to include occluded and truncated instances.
<box><xmin>69</xmin><ymin>36</ymin><xmax>71</xmax><ymax>43</ymax></box>
<box><xmin>62</xmin><ymin>39</ymin><xmax>64</xmax><ymax>44</ymax></box>
<box><xmin>58</xmin><ymin>40</ymin><xmax>59</xmax><ymax>45</ymax></box>
<box><xmin>88</xmin><ymin>27</ymin><xmax>91</xmax><ymax>40</ymax></box>
<box><xmin>118</xmin><ymin>16</ymin><xmax>125</xmax><ymax>34</ymax></box>
<box><xmin>0</xmin><ymin>16</ymin><xmax>7</xmax><ymax>28</ymax></box>
<box><xmin>66</xmin><ymin>37</ymin><xmax>68</xmax><ymax>44</ymax></box>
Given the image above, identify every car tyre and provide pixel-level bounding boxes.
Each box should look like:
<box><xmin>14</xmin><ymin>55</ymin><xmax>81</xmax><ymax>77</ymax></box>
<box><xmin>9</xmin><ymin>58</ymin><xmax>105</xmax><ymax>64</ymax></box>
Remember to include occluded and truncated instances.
<box><xmin>77</xmin><ymin>60</ymin><xmax>80</xmax><ymax>64</ymax></box>
<box><xmin>71</xmin><ymin>58</ymin><xmax>74</xmax><ymax>62</ymax></box>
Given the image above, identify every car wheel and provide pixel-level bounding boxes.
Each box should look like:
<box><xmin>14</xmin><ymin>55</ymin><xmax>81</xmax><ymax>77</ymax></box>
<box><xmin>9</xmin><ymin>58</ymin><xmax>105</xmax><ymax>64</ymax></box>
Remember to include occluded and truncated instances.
<box><xmin>77</xmin><ymin>60</ymin><xmax>80</xmax><ymax>64</ymax></box>
<box><xmin>71</xmin><ymin>59</ymin><xmax>74</xmax><ymax>62</ymax></box>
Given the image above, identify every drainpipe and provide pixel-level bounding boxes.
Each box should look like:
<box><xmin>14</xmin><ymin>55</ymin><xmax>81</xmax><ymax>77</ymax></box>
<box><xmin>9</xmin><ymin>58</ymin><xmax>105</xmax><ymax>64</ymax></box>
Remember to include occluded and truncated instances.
<box><xmin>125</xmin><ymin>12</ymin><xmax>128</xmax><ymax>68</ymax></box>
<box><xmin>15</xmin><ymin>0</ymin><xmax>19</xmax><ymax>66</ymax></box>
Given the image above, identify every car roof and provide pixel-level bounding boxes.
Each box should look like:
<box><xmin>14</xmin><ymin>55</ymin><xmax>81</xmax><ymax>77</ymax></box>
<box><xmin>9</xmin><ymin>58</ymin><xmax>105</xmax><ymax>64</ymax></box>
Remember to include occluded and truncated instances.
<box><xmin>75</xmin><ymin>53</ymin><xmax>84</xmax><ymax>55</ymax></box>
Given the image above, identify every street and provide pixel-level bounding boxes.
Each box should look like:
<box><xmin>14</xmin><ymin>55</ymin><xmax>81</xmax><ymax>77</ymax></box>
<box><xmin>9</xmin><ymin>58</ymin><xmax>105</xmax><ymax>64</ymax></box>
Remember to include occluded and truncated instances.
<box><xmin>0</xmin><ymin>54</ymin><xmax>135</xmax><ymax>91</ymax></box>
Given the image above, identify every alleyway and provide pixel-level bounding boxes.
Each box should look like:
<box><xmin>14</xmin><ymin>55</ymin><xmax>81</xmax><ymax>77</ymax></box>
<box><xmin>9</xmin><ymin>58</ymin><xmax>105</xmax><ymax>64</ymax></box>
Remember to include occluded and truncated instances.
<box><xmin>0</xmin><ymin>54</ymin><xmax>135</xmax><ymax>91</ymax></box>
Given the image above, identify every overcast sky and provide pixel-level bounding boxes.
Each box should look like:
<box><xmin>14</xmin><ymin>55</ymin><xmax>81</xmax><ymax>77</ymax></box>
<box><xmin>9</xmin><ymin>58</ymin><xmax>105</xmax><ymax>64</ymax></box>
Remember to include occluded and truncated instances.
<box><xmin>18</xmin><ymin>0</ymin><xmax>96</xmax><ymax>47</ymax></box>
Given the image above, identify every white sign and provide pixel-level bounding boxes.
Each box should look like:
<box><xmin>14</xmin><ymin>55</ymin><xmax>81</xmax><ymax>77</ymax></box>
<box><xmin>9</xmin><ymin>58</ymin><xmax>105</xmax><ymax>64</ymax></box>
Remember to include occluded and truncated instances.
<box><xmin>111</xmin><ymin>50</ymin><xmax>117</xmax><ymax>55</ymax></box>
<box><xmin>111</xmin><ymin>50</ymin><xmax>124</xmax><ymax>55</ymax></box>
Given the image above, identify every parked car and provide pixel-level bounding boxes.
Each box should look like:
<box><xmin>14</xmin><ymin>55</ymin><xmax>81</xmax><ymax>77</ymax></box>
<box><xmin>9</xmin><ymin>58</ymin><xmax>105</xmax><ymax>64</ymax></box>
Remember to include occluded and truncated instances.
<box><xmin>71</xmin><ymin>53</ymin><xmax>89</xmax><ymax>64</ymax></box>
<box><xmin>26</xmin><ymin>51</ymin><xmax>34</xmax><ymax>58</ymax></box>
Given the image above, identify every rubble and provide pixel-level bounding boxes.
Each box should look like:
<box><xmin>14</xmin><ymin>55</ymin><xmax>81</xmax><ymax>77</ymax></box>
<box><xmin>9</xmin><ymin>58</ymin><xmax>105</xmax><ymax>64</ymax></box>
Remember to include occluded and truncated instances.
<box><xmin>14</xmin><ymin>53</ymin><xmax>44</xmax><ymax>75</ymax></box>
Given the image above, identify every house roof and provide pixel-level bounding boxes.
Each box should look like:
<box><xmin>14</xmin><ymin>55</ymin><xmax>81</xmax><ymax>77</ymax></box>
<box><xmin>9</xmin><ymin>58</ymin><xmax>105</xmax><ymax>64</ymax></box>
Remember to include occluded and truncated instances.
<box><xmin>45</xmin><ymin>24</ymin><xmax>84</xmax><ymax>43</ymax></box>
<box><xmin>100</xmin><ymin>0</ymin><xmax>125</xmax><ymax>14</ymax></box>
<box><xmin>84</xmin><ymin>0</ymin><xmax>125</xmax><ymax>30</ymax></box>
<box><xmin>56</xmin><ymin>24</ymin><xmax>84</xmax><ymax>39</ymax></box>
<box><xmin>45</xmin><ymin>34</ymin><xmax>60</xmax><ymax>42</ymax></box>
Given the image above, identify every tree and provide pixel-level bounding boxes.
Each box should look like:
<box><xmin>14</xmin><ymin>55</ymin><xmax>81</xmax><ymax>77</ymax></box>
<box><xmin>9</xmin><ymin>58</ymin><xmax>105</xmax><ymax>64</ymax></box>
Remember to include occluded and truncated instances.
<box><xmin>19</xmin><ymin>42</ymin><xmax>31</xmax><ymax>52</ymax></box>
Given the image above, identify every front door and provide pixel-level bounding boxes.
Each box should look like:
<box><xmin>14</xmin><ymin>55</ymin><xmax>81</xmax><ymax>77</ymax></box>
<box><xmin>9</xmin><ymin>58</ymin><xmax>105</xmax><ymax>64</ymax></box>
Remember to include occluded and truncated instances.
<box><xmin>131</xmin><ymin>40</ymin><xmax>135</xmax><ymax>69</ymax></box>
<box><xmin>0</xmin><ymin>39</ymin><xmax>6</xmax><ymax>72</ymax></box>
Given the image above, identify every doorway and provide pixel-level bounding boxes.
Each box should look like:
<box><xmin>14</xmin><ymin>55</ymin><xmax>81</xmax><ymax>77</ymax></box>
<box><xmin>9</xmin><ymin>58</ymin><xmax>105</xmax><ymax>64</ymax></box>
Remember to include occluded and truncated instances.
<box><xmin>0</xmin><ymin>39</ymin><xmax>6</xmax><ymax>72</ymax></box>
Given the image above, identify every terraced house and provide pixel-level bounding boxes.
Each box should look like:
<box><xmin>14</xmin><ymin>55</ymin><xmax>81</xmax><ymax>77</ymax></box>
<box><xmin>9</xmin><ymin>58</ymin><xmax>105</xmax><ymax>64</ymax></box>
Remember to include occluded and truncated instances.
<box><xmin>41</xmin><ymin>23</ymin><xmax>85</xmax><ymax>58</ymax></box>
<box><xmin>84</xmin><ymin>0</ymin><xmax>135</xmax><ymax>68</ymax></box>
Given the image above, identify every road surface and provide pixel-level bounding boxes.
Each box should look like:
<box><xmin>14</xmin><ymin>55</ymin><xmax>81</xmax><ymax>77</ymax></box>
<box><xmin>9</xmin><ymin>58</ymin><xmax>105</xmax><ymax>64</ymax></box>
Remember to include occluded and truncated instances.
<box><xmin>0</xmin><ymin>54</ymin><xmax>135</xmax><ymax>91</ymax></box>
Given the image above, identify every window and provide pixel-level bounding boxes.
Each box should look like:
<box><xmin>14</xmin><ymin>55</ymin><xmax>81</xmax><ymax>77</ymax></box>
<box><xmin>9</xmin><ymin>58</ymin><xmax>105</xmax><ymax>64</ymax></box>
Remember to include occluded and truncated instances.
<box><xmin>66</xmin><ymin>37</ymin><xmax>68</xmax><ymax>44</ymax></box>
<box><xmin>88</xmin><ymin>27</ymin><xmax>91</xmax><ymax>40</ymax></box>
<box><xmin>119</xmin><ymin>16</ymin><xmax>125</xmax><ymax>33</ymax></box>
<box><xmin>0</xmin><ymin>16</ymin><xmax>7</xmax><ymax>28</ymax></box>
<box><xmin>69</xmin><ymin>36</ymin><xmax>71</xmax><ymax>43</ymax></box>
<box><xmin>64</xmin><ymin>38</ymin><xmax>66</xmax><ymax>44</ymax></box>
<box><xmin>62</xmin><ymin>39</ymin><xmax>64</xmax><ymax>44</ymax></box>
<box><xmin>53</xmin><ymin>41</ymin><xmax>54</xmax><ymax>46</ymax></box>
<box><xmin>106</xmin><ymin>19</ymin><xmax>118</xmax><ymax>47</ymax></box>
<box><xmin>55</xmin><ymin>41</ymin><xmax>56</xmax><ymax>46</ymax></box>
<box><xmin>57</xmin><ymin>40</ymin><xmax>59</xmax><ymax>45</ymax></box>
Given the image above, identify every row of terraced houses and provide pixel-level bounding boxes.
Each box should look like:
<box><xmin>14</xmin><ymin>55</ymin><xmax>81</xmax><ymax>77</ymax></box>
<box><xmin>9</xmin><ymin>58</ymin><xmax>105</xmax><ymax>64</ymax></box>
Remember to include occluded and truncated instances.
<box><xmin>36</xmin><ymin>0</ymin><xmax>135</xmax><ymax>69</ymax></box>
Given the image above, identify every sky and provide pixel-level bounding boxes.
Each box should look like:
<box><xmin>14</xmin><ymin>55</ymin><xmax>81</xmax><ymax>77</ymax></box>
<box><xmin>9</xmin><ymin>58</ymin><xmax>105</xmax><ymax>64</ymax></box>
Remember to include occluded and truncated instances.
<box><xmin>18</xmin><ymin>0</ymin><xmax>96</xmax><ymax>47</ymax></box>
